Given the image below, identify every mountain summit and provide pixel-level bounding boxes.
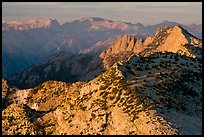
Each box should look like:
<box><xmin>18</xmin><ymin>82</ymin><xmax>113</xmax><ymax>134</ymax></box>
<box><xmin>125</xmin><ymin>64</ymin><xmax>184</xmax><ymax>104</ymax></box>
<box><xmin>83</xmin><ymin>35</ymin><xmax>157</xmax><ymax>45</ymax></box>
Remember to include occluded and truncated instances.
<box><xmin>98</xmin><ymin>25</ymin><xmax>202</xmax><ymax>70</ymax></box>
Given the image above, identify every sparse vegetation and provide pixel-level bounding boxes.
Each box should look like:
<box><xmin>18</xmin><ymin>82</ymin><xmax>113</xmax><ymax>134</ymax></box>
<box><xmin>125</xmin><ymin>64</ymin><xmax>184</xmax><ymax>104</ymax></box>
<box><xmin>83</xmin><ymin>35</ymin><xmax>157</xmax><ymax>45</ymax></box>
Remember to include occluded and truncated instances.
<box><xmin>2</xmin><ymin>25</ymin><xmax>202</xmax><ymax>135</ymax></box>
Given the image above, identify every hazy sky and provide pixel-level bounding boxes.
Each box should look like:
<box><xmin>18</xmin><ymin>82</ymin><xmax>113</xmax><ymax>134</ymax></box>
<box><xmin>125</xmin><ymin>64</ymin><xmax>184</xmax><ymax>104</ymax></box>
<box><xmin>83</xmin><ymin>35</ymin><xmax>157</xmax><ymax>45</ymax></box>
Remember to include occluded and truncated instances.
<box><xmin>2</xmin><ymin>2</ymin><xmax>202</xmax><ymax>25</ymax></box>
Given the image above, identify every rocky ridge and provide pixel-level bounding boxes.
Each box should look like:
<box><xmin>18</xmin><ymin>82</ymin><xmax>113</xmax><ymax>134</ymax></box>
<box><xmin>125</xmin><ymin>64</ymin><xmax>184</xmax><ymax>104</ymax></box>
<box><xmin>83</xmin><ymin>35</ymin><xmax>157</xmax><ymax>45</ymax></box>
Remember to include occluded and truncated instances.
<box><xmin>100</xmin><ymin>26</ymin><xmax>202</xmax><ymax>69</ymax></box>
<box><xmin>9</xmin><ymin>26</ymin><xmax>202</xmax><ymax>89</ymax></box>
<box><xmin>2</xmin><ymin>25</ymin><xmax>202</xmax><ymax>135</ymax></box>
<box><xmin>9</xmin><ymin>52</ymin><xmax>104</xmax><ymax>89</ymax></box>
<box><xmin>3</xmin><ymin>49</ymin><xmax>202</xmax><ymax>134</ymax></box>
<box><xmin>3</xmin><ymin>17</ymin><xmax>202</xmax><ymax>78</ymax></box>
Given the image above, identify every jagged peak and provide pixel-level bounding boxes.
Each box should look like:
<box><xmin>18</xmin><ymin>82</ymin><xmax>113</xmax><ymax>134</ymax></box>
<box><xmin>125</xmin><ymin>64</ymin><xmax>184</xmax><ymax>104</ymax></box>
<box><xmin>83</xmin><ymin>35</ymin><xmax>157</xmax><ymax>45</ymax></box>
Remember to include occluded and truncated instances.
<box><xmin>155</xmin><ymin>25</ymin><xmax>171</xmax><ymax>33</ymax></box>
<box><xmin>172</xmin><ymin>25</ymin><xmax>185</xmax><ymax>31</ymax></box>
<box><xmin>154</xmin><ymin>25</ymin><xmax>192</xmax><ymax>42</ymax></box>
<box><xmin>100</xmin><ymin>25</ymin><xmax>201</xmax><ymax>61</ymax></box>
<box><xmin>172</xmin><ymin>25</ymin><xmax>198</xmax><ymax>38</ymax></box>
<box><xmin>154</xmin><ymin>25</ymin><xmax>201</xmax><ymax>55</ymax></box>
<box><xmin>170</xmin><ymin>25</ymin><xmax>195</xmax><ymax>43</ymax></box>
<box><xmin>121</xmin><ymin>34</ymin><xmax>131</xmax><ymax>40</ymax></box>
<box><xmin>99</xmin><ymin>34</ymin><xmax>145</xmax><ymax>58</ymax></box>
<box><xmin>156</xmin><ymin>25</ymin><xmax>191</xmax><ymax>37</ymax></box>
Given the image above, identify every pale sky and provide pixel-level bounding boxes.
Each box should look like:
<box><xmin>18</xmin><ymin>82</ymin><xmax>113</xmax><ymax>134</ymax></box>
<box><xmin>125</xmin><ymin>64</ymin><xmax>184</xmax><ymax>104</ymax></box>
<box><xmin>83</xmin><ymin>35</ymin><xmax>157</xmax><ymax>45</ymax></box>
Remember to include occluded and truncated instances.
<box><xmin>2</xmin><ymin>2</ymin><xmax>202</xmax><ymax>25</ymax></box>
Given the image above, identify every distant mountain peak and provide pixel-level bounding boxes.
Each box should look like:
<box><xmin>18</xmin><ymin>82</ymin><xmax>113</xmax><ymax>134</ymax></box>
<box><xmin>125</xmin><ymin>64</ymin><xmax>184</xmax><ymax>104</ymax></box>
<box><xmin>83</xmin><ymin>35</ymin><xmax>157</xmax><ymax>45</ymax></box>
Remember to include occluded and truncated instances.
<box><xmin>160</xmin><ymin>20</ymin><xmax>178</xmax><ymax>24</ymax></box>
<box><xmin>2</xmin><ymin>18</ymin><xmax>60</xmax><ymax>30</ymax></box>
<box><xmin>79</xmin><ymin>17</ymin><xmax>105</xmax><ymax>22</ymax></box>
<box><xmin>135</xmin><ymin>22</ymin><xmax>144</xmax><ymax>27</ymax></box>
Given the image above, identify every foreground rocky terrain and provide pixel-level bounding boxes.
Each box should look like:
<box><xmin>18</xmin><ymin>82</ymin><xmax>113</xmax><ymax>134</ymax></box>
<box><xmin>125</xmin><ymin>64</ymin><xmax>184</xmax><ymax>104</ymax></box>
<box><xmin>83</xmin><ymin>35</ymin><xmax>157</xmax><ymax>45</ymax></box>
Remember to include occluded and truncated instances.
<box><xmin>2</xmin><ymin>25</ymin><xmax>202</xmax><ymax>135</ymax></box>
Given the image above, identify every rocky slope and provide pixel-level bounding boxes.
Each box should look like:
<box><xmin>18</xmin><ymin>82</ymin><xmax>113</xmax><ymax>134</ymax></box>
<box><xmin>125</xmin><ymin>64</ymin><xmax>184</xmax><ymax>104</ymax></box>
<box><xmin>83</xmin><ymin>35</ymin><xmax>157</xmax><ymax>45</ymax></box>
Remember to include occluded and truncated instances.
<box><xmin>2</xmin><ymin>25</ymin><xmax>202</xmax><ymax>135</ymax></box>
<box><xmin>2</xmin><ymin>79</ymin><xmax>18</xmax><ymax>110</ymax></box>
<box><xmin>2</xmin><ymin>49</ymin><xmax>202</xmax><ymax>135</ymax></box>
<box><xmin>151</xmin><ymin>26</ymin><xmax>202</xmax><ymax>54</ymax></box>
<box><xmin>9</xmin><ymin>51</ymin><xmax>104</xmax><ymax>89</ymax></box>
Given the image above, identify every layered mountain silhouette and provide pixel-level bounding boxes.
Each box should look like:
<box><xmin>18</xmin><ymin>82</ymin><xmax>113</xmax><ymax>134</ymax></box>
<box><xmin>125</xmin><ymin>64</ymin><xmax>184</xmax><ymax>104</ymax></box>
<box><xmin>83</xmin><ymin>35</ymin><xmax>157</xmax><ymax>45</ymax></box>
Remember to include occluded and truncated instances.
<box><xmin>9</xmin><ymin>25</ymin><xmax>202</xmax><ymax>89</ymax></box>
<box><xmin>2</xmin><ymin>29</ymin><xmax>202</xmax><ymax>134</ymax></box>
<box><xmin>2</xmin><ymin>18</ymin><xmax>202</xmax><ymax>135</ymax></box>
<box><xmin>2</xmin><ymin>18</ymin><xmax>60</xmax><ymax>30</ymax></box>
<box><xmin>2</xmin><ymin>17</ymin><xmax>202</xmax><ymax>78</ymax></box>
<box><xmin>9</xmin><ymin>51</ymin><xmax>104</xmax><ymax>89</ymax></box>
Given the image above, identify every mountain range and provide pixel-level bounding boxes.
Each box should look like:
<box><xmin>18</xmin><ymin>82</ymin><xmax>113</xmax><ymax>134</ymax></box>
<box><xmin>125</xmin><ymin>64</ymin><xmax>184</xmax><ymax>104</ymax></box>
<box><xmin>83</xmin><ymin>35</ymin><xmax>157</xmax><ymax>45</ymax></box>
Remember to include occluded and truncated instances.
<box><xmin>8</xmin><ymin>25</ymin><xmax>202</xmax><ymax>89</ymax></box>
<box><xmin>2</xmin><ymin>17</ymin><xmax>202</xmax><ymax>135</ymax></box>
<box><xmin>2</xmin><ymin>17</ymin><xmax>202</xmax><ymax>78</ymax></box>
<box><xmin>2</xmin><ymin>24</ymin><xmax>202</xmax><ymax>135</ymax></box>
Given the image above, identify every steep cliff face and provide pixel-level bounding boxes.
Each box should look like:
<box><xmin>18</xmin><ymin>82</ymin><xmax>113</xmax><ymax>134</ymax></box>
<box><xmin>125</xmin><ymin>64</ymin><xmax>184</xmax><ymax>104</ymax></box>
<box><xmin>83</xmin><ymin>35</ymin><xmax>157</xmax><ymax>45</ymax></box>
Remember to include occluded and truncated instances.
<box><xmin>142</xmin><ymin>26</ymin><xmax>202</xmax><ymax>56</ymax></box>
<box><xmin>99</xmin><ymin>35</ymin><xmax>142</xmax><ymax>59</ymax></box>
<box><xmin>156</xmin><ymin>26</ymin><xmax>195</xmax><ymax>53</ymax></box>
<box><xmin>99</xmin><ymin>35</ymin><xmax>145</xmax><ymax>69</ymax></box>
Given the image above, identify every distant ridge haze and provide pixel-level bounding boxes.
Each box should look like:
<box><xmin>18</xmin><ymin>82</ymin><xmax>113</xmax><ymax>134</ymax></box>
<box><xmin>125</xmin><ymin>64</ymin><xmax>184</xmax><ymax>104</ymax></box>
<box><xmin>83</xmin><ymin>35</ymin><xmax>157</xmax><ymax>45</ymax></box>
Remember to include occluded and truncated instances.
<box><xmin>2</xmin><ymin>17</ymin><xmax>202</xmax><ymax>78</ymax></box>
<box><xmin>2</xmin><ymin>2</ymin><xmax>201</xmax><ymax>25</ymax></box>
<box><xmin>2</xmin><ymin>17</ymin><xmax>201</xmax><ymax>30</ymax></box>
